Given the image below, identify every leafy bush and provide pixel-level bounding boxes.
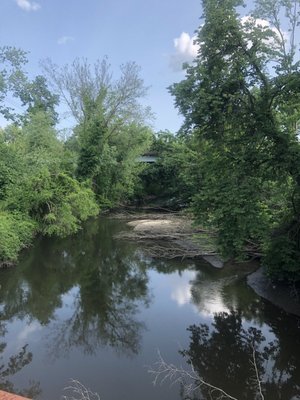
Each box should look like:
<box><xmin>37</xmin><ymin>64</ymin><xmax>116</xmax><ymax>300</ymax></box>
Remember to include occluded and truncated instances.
<box><xmin>0</xmin><ymin>212</ymin><xmax>36</xmax><ymax>263</ymax></box>
<box><xmin>264</xmin><ymin>219</ymin><xmax>300</xmax><ymax>283</ymax></box>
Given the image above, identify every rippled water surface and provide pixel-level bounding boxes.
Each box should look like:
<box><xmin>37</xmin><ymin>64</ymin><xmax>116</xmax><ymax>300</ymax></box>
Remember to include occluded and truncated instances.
<box><xmin>0</xmin><ymin>217</ymin><xmax>299</xmax><ymax>400</ymax></box>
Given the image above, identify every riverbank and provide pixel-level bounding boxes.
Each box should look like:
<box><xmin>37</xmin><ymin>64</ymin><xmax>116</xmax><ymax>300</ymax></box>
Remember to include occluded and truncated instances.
<box><xmin>113</xmin><ymin>211</ymin><xmax>300</xmax><ymax>317</ymax></box>
<box><xmin>113</xmin><ymin>211</ymin><xmax>224</xmax><ymax>268</ymax></box>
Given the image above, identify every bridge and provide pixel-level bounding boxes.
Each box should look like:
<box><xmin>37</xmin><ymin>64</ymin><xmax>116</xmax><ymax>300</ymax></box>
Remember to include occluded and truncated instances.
<box><xmin>136</xmin><ymin>152</ymin><xmax>158</xmax><ymax>163</ymax></box>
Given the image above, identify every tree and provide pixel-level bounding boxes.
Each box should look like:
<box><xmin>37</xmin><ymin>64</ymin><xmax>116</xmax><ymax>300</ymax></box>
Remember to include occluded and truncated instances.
<box><xmin>0</xmin><ymin>112</ymin><xmax>99</xmax><ymax>265</ymax></box>
<box><xmin>136</xmin><ymin>131</ymin><xmax>200</xmax><ymax>208</ymax></box>
<box><xmin>0</xmin><ymin>46</ymin><xmax>28</xmax><ymax>121</ymax></box>
<box><xmin>0</xmin><ymin>47</ymin><xmax>59</xmax><ymax>124</ymax></box>
<box><xmin>18</xmin><ymin>75</ymin><xmax>59</xmax><ymax>124</ymax></box>
<box><xmin>169</xmin><ymin>0</ymin><xmax>300</xmax><ymax>281</ymax></box>
<box><xmin>6</xmin><ymin>112</ymin><xmax>99</xmax><ymax>237</ymax></box>
<box><xmin>42</xmin><ymin>57</ymin><xmax>153</xmax><ymax>207</ymax></box>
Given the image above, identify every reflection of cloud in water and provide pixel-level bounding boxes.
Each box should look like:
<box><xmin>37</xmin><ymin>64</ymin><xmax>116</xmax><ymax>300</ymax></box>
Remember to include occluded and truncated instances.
<box><xmin>170</xmin><ymin>269</ymin><xmax>238</xmax><ymax>316</ymax></box>
<box><xmin>199</xmin><ymin>292</ymin><xmax>230</xmax><ymax>316</ymax></box>
<box><xmin>170</xmin><ymin>270</ymin><xmax>196</xmax><ymax>306</ymax></box>
<box><xmin>192</xmin><ymin>277</ymin><xmax>238</xmax><ymax>316</ymax></box>
<box><xmin>171</xmin><ymin>284</ymin><xmax>191</xmax><ymax>306</ymax></box>
<box><xmin>17</xmin><ymin>321</ymin><xmax>42</xmax><ymax>342</ymax></box>
<box><xmin>171</xmin><ymin>271</ymin><xmax>231</xmax><ymax>315</ymax></box>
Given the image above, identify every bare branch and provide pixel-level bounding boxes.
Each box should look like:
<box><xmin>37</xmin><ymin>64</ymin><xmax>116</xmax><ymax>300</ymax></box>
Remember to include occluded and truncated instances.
<box><xmin>148</xmin><ymin>351</ymin><xmax>239</xmax><ymax>400</ymax></box>
<box><xmin>249</xmin><ymin>343</ymin><xmax>265</xmax><ymax>400</ymax></box>
<box><xmin>63</xmin><ymin>379</ymin><xmax>100</xmax><ymax>400</ymax></box>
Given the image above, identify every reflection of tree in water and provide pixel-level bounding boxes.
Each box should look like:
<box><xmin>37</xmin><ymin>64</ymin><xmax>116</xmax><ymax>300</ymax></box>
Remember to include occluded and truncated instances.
<box><xmin>49</xmin><ymin>257</ymin><xmax>149</xmax><ymax>357</ymax></box>
<box><xmin>45</xmin><ymin>219</ymin><xmax>151</xmax><ymax>358</ymax></box>
<box><xmin>0</xmin><ymin>218</ymin><xmax>150</xmax><ymax>358</ymax></box>
<box><xmin>189</xmin><ymin>263</ymin><xmax>264</xmax><ymax>319</ymax></box>
<box><xmin>0</xmin><ymin>321</ymin><xmax>40</xmax><ymax>398</ymax></box>
<box><xmin>179</xmin><ymin>310</ymin><xmax>300</xmax><ymax>400</ymax></box>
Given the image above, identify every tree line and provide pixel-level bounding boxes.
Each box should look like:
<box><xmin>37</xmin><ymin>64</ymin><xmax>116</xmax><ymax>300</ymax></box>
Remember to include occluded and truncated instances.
<box><xmin>0</xmin><ymin>48</ymin><xmax>152</xmax><ymax>265</ymax></box>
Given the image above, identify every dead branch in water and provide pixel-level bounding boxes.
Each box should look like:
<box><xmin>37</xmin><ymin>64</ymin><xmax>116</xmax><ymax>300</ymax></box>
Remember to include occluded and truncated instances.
<box><xmin>148</xmin><ymin>351</ymin><xmax>239</xmax><ymax>400</ymax></box>
<box><xmin>149</xmin><ymin>349</ymin><xmax>266</xmax><ymax>400</ymax></box>
<box><xmin>115</xmin><ymin>231</ymin><xmax>203</xmax><ymax>241</ymax></box>
<box><xmin>141</xmin><ymin>243</ymin><xmax>217</xmax><ymax>260</ymax></box>
<box><xmin>63</xmin><ymin>380</ymin><xmax>100</xmax><ymax>400</ymax></box>
<box><xmin>115</xmin><ymin>230</ymin><xmax>217</xmax><ymax>260</ymax></box>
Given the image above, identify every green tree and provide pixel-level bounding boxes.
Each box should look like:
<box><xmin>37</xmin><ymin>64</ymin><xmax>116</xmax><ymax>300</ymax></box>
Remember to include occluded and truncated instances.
<box><xmin>7</xmin><ymin>112</ymin><xmax>99</xmax><ymax>236</ymax></box>
<box><xmin>0</xmin><ymin>46</ymin><xmax>28</xmax><ymax>121</ymax></box>
<box><xmin>0</xmin><ymin>112</ymin><xmax>99</xmax><ymax>265</ymax></box>
<box><xmin>18</xmin><ymin>75</ymin><xmax>59</xmax><ymax>124</ymax></box>
<box><xmin>169</xmin><ymin>0</ymin><xmax>300</xmax><ymax>280</ymax></box>
<box><xmin>136</xmin><ymin>131</ymin><xmax>199</xmax><ymax>208</ymax></box>
<box><xmin>0</xmin><ymin>47</ymin><xmax>59</xmax><ymax>124</ymax></box>
<box><xmin>42</xmin><ymin>57</ymin><xmax>153</xmax><ymax>207</ymax></box>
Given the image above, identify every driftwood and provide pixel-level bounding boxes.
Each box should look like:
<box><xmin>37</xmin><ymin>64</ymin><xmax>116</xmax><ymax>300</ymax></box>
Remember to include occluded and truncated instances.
<box><xmin>140</xmin><ymin>243</ymin><xmax>217</xmax><ymax>260</ymax></box>
<box><xmin>115</xmin><ymin>229</ymin><xmax>217</xmax><ymax>260</ymax></box>
<box><xmin>115</xmin><ymin>218</ymin><xmax>260</xmax><ymax>262</ymax></box>
<box><xmin>115</xmin><ymin>231</ymin><xmax>211</xmax><ymax>241</ymax></box>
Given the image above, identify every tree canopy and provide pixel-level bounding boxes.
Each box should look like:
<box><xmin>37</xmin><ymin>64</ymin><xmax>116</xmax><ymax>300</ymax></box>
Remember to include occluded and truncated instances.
<box><xmin>0</xmin><ymin>50</ymin><xmax>153</xmax><ymax>265</ymax></box>
<box><xmin>169</xmin><ymin>0</ymin><xmax>300</xmax><ymax>281</ymax></box>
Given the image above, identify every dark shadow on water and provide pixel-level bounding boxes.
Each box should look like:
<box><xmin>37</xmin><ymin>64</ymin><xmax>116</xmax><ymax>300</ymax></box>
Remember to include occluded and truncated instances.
<box><xmin>0</xmin><ymin>319</ymin><xmax>41</xmax><ymax>398</ymax></box>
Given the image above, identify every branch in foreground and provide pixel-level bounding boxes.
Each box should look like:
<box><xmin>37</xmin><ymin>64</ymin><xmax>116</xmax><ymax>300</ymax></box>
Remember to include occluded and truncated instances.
<box><xmin>63</xmin><ymin>380</ymin><xmax>100</xmax><ymax>400</ymax></box>
<box><xmin>148</xmin><ymin>351</ymin><xmax>239</xmax><ymax>400</ymax></box>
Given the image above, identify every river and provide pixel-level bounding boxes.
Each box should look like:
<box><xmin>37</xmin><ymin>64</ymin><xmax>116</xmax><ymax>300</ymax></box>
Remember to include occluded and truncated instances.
<box><xmin>0</xmin><ymin>217</ymin><xmax>299</xmax><ymax>400</ymax></box>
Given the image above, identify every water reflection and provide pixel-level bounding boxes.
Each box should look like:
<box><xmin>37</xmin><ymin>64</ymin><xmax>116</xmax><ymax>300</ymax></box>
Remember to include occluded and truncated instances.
<box><xmin>0</xmin><ymin>218</ymin><xmax>150</xmax><ymax>361</ymax></box>
<box><xmin>0</xmin><ymin>218</ymin><xmax>299</xmax><ymax>400</ymax></box>
<box><xmin>151</xmin><ymin>258</ymin><xmax>258</xmax><ymax>317</ymax></box>
<box><xmin>0</xmin><ymin>320</ymin><xmax>40</xmax><ymax>397</ymax></box>
<box><xmin>47</xmin><ymin>255</ymin><xmax>149</xmax><ymax>357</ymax></box>
<box><xmin>179</xmin><ymin>310</ymin><xmax>300</xmax><ymax>400</ymax></box>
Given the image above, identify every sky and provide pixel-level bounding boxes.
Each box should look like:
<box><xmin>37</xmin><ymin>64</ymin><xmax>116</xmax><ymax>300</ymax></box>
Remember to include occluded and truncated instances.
<box><xmin>0</xmin><ymin>0</ymin><xmax>203</xmax><ymax>133</ymax></box>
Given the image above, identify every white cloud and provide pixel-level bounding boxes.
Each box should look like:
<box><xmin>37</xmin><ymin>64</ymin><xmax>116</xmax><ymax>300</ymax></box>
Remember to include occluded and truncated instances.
<box><xmin>241</xmin><ymin>15</ymin><xmax>289</xmax><ymax>48</ymax></box>
<box><xmin>17</xmin><ymin>321</ymin><xmax>42</xmax><ymax>342</ymax></box>
<box><xmin>170</xmin><ymin>270</ymin><xmax>196</xmax><ymax>306</ymax></box>
<box><xmin>16</xmin><ymin>0</ymin><xmax>41</xmax><ymax>11</ymax></box>
<box><xmin>57</xmin><ymin>36</ymin><xmax>75</xmax><ymax>45</ymax></box>
<box><xmin>169</xmin><ymin>32</ymin><xmax>199</xmax><ymax>72</ymax></box>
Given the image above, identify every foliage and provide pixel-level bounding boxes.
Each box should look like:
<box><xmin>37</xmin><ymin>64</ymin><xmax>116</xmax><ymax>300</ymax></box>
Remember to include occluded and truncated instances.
<box><xmin>169</xmin><ymin>0</ymin><xmax>300</xmax><ymax>280</ymax></box>
<box><xmin>18</xmin><ymin>75</ymin><xmax>59</xmax><ymax>124</ymax></box>
<box><xmin>42</xmin><ymin>57</ymin><xmax>153</xmax><ymax>208</ymax></box>
<box><xmin>0</xmin><ymin>111</ymin><xmax>99</xmax><ymax>264</ymax></box>
<box><xmin>0</xmin><ymin>47</ymin><xmax>59</xmax><ymax>124</ymax></box>
<box><xmin>0</xmin><ymin>51</ymin><xmax>154</xmax><ymax>264</ymax></box>
<box><xmin>136</xmin><ymin>131</ymin><xmax>199</xmax><ymax>208</ymax></box>
<box><xmin>5</xmin><ymin>112</ymin><xmax>99</xmax><ymax>236</ymax></box>
<box><xmin>0</xmin><ymin>46</ymin><xmax>28</xmax><ymax>121</ymax></box>
<box><xmin>0</xmin><ymin>211</ymin><xmax>36</xmax><ymax>263</ymax></box>
<box><xmin>0</xmin><ymin>48</ymin><xmax>152</xmax><ymax>264</ymax></box>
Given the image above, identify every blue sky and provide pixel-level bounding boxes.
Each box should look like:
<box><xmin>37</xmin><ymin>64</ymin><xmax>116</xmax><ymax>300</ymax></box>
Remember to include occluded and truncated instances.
<box><xmin>0</xmin><ymin>0</ymin><xmax>203</xmax><ymax>133</ymax></box>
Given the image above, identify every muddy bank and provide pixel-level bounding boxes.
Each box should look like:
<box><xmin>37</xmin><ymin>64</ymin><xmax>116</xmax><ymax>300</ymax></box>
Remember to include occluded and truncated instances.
<box><xmin>247</xmin><ymin>267</ymin><xmax>300</xmax><ymax>317</ymax></box>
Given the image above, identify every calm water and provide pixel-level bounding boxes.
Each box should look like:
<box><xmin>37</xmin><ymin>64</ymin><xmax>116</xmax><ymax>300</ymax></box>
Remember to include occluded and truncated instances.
<box><xmin>0</xmin><ymin>217</ymin><xmax>299</xmax><ymax>400</ymax></box>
